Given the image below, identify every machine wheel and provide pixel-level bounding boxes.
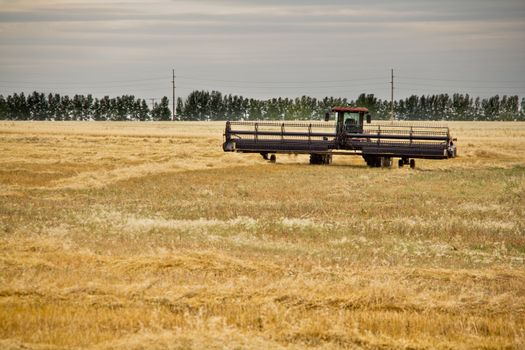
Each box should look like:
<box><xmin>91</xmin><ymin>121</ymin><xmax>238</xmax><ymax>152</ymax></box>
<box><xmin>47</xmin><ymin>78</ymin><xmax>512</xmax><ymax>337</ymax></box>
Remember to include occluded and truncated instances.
<box><xmin>269</xmin><ymin>154</ymin><xmax>276</xmax><ymax>163</ymax></box>
<box><xmin>364</xmin><ymin>156</ymin><xmax>381</xmax><ymax>168</ymax></box>
<box><xmin>398</xmin><ymin>159</ymin><xmax>404</xmax><ymax>168</ymax></box>
<box><xmin>409</xmin><ymin>159</ymin><xmax>416</xmax><ymax>169</ymax></box>
<box><xmin>381</xmin><ymin>157</ymin><xmax>392</xmax><ymax>168</ymax></box>
<box><xmin>310</xmin><ymin>154</ymin><xmax>331</xmax><ymax>165</ymax></box>
<box><xmin>260</xmin><ymin>152</ymin><xmax>269</xmax><ymax>160</ymax></box>
<box><xmin>310</xmin><ymin>154</ymin><xmax>321</xmax><ymax>164</ymax></box>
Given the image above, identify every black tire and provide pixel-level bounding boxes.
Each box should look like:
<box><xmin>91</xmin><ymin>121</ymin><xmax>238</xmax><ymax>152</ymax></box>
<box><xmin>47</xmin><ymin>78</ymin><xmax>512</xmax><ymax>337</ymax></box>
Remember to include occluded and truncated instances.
<box><xmin>409</xmin><ymin>159</ymin><xmax>416</xmax><ymax>169</ymax></box>
<box><xmin>269</xmin><ymin>154</ymin><xmax>276</xmax><ymax>163</ymax></box>
<box><xmin>398</xmin><ymin>159</ymin><xmax>404</xmax><ymax>168</ymax></box>
<box><xmin>365</xmin><ymin>156</ymin><xmax>381</xmax><ymax>168</ymax></box>
<box><xmin>309</xmin><ymin>154</ymin><xmax>320</xmax><ymax>165</ymax></box>
<box><xmin>310</xmin><ymin>154</ymin><xmax>330</xmax><ymax>165</ymax></box>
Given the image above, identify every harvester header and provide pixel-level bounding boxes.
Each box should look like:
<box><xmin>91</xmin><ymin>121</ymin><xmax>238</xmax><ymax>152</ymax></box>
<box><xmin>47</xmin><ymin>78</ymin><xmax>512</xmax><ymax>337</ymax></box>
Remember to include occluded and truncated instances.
<box><xmin>223</xmin><ymin>107</ymin><xmax>456</xmax><ymax>168</ymax></box>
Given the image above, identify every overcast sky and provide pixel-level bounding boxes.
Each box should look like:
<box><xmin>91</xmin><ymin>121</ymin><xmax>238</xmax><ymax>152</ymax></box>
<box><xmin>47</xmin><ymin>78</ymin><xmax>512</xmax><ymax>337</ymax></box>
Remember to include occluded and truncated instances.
<box><xmin>1</xmin><ymin>0</ymin><xmax>524</xmax><ymax>101</ymax></box>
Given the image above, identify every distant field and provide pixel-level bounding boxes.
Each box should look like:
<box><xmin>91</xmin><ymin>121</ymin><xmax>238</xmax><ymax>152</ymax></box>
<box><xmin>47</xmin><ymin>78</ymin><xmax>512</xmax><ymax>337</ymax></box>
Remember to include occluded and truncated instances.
<box><xmin>0</xmin><ymin>121</ymin><xmax>524</xmax><ymax>349</ymax></box>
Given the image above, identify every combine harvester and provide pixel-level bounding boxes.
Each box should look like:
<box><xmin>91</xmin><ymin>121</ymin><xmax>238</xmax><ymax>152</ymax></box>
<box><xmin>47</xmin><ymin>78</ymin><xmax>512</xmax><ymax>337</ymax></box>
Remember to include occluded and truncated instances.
<box><xmin>223</xmin><ymin>107</ymin><xmax>457</xmax><ymax>168</ymax></box>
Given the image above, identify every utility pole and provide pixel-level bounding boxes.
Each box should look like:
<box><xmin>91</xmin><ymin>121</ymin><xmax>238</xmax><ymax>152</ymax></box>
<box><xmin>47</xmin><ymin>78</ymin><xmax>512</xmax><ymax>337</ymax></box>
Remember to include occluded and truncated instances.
<box><xmin>150</xmin><ymin>98</ymin><xmax>157</xmax><ymax>109</ymax></box>
<box><xmin>172</xmin><ymin>69</ymin><xmax>176</xmax><ymax>121</ymax></box>
<box><xmin>390</xmin><ymin>68</ymin><xmax>394</xmax><ymax>121</ymax></box>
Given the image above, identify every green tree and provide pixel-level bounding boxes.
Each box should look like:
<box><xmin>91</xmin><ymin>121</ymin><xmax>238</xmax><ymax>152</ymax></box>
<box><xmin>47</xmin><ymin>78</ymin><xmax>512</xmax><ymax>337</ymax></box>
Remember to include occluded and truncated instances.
<box><xmin>138</xmin><ymin>98</ymin><xmax>148</xmax><ymax>120</ymax></box>
<box><xmin>176</xmin><ymin>97</ymin><xmax>184</xmax><ymax>120</ymax></box>
<box><xmin>47</xmin><ymin>93</ymin><xmax>61</xmax><ymax>120</ymax></box>
<box><xmin>84</xmin><ymin>94</ymin><xmax>94</xmax><ymax>120</ymax></box>
<box><xmin>356</xmin><ymin>94</ymin><xmax>379</xmax><ymax>117</ymax></box>
<box><xmin>27</xmin><ymin>91</ymin><xmax>48</xmax><ymax>120</ymax></box>
<box><xmin>152</xmin><ymin>96</ymin><xmax>171</xmax><ymax>121</ymax></box>
<box><xmin>247</xmin><ymin>99</ymin><xmax>262</xmax><ymax>120</ymax></box>
<box><xmin>209</xmin><ymin>91</ymin><xmax>224</xmax><ymax>120</ymax></box>
<box><xmin>483</xmin><ymin>95</ymin><xmax>500</xmax><ymax>120</ymax></box>
<box><xmin>0</xmin><ymin>95</ymin><xmax>7</xmax><ymax>120</ymax></box>
<box><xmin>15</xmin><ymin>93</ymin><xmax>30</xmax><ymax>120</ymax></box>
<box><xmin>92</xmin><ymin>99</ymin><xmax>102</xmax><ymax>121</ymax></box>
<box><xmin>500</xmin><ymin>95</ymin><xmax>519</xmax><ymax>120</ymax></box>
<box><xmin>184</xmin><ymin>90</ymin><xmax>210</xmax><ymax>120</ymax></box>
<box><xmin>520</xmin><ymin>98</ymin><xmax>525</xmax><ymax>120</ymax></box>
<box><xmin>99</xmin><ymin>96</ymin><xmax>111</xmax><ymax>121</ymax></box>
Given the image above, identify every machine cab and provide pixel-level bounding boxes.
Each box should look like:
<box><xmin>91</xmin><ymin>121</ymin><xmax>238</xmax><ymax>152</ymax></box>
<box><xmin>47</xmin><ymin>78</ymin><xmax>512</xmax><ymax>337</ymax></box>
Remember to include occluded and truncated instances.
<box><xmin>331</xmin><ymin>107</ymin><xmax>370</xmax><ymax>134</ymax></box>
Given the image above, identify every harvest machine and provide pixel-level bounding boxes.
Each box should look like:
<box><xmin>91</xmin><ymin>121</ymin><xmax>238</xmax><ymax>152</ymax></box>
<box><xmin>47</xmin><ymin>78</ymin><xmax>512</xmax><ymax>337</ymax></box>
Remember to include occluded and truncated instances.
<box><xmin>223</xmin><ymin>107</ymin><xmax>457</xmax><ymax>168</ymax></box>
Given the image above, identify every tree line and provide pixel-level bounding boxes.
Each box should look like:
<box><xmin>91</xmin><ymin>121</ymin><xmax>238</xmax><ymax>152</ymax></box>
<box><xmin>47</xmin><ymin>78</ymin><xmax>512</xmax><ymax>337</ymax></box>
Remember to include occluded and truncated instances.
<box><xmin>0</xmin><ymin>92</ymin><xmax>171</xmax><ymax>121</ymax></box>
<box><xmin>177</xmin><ymin>91</ymin><xmax>524</xmax><ymax>121</ymax></box>
<box><xmin>1</xmin><ymin>90</ymin><xmax>524</xmax><ymax>121</ymax></box>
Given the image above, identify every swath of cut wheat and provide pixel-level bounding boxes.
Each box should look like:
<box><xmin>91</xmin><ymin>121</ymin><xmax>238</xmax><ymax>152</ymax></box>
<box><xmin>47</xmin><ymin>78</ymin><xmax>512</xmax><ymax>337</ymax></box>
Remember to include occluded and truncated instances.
<box><xmin>0</xmin><ymin>120</ymin><xmax>524</xmax><ymax>349</ymax></box>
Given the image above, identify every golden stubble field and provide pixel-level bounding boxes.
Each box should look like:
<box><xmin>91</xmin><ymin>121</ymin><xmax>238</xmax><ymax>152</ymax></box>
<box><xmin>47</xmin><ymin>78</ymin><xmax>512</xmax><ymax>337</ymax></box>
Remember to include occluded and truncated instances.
<box><xmin>0</xmin><ymin>120</ymin><xmax>524</xmax><ymax>349</ymax></box>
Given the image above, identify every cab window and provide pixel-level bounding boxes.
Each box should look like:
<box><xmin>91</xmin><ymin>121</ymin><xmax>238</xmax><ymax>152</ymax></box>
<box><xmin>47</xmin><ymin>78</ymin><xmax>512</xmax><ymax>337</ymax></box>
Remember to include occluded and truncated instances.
<box><xmin>344</xmin><ymin>113</ymin><xmax>359</xmax><ymax>130</ymax></box>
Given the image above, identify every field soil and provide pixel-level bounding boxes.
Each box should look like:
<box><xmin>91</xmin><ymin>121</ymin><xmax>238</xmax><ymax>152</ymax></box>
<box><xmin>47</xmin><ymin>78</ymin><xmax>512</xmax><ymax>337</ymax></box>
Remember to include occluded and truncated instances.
<box><xmin>0</xmin><ymin>121</ymin><xmax>524</xmax><ymax>349</ymax></box>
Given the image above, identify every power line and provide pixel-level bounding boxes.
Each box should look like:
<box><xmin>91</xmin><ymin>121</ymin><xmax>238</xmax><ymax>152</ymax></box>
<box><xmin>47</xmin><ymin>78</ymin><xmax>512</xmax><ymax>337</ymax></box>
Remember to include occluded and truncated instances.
<box><xmin>0</xmin><ymin>78</ymin><xmax>390</xmax><ymax>90</ymax></box>
<box><xmin>0</xmin><ymin>83</ymin><xmax>389</xmax><ymax>91</ymax></box>
<box><xmin>0</xmin><ymin>76</ymin><xmax>387</xmax><ymax>87</ymax></box>
<box><xmin>2</xmin><ymin>73</ymin><xmax>524</xmax><ymax>87</ymax></box>
<box><xmin>170</xmin><ymin>83</ymin><xmax>390</xmax><ymax>90</ymax></box>
<box><xmin>396</xmin><ymin>82</ymin><xmax>525</xmax><ymax>89</ymax></box>
<box><xmin>0</xmin><ymin>86</ymin><xmax>170</xmax><ymax>92</ymax></box>
<box><xmin>176</xmin><ymin>76</ymin><xmax>386</xmax><ymax>84</ymax></box>
<box><xmin>0</xmin><ymin>77</ymin><xmax>167</xmax><ymax>86</ymax></box>
<box><xmin>397</xmin><ymin>76</ymin><xmax>525</xmax><ymax>84</ymax></box>
<box><xmin>0</xmin><ymin>81</ymin><xmax>169</xmax><ymax>89</ymax></box>
<box><xmin>3</xmin><ymin>71</ymin><xmax>525</xmax><ymax>101</ymax></box>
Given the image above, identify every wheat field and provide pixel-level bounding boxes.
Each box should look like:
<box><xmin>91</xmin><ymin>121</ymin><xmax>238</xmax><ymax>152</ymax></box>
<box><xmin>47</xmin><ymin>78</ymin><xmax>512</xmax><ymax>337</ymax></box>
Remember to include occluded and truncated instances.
<box><xmin>0</xmin><ymin>120</ymin><xmax>524</xmax><ymax>349</ymax></box>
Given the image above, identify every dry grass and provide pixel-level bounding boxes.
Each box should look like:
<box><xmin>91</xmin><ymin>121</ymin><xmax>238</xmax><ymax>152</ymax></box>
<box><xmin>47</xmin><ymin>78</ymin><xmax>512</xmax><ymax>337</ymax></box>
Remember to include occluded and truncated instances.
<box><xmin>0</xmin><ymin>120</ymin><xmax>524</xmax><ymax>349</ymax></box>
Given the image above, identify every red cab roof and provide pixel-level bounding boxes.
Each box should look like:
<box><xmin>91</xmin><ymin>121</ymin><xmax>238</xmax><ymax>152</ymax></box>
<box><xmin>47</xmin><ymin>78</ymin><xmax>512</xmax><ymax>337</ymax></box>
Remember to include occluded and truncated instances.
<box><xmin>331</xmin><ymin>106</ymin><xmax>368</xmax><ymax>113</ymax></box>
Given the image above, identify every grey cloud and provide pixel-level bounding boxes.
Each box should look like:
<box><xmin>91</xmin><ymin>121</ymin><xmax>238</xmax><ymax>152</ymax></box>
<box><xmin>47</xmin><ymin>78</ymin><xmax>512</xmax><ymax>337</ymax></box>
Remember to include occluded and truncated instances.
<box><xmin>2</xmin><ymin>0</ymin><xmax>525</xmax><ymax>23</ymax></box>
<box><xmin>0</xmin><ymin>0</ymin><xmax>524</xmax><ymax>100</ymax></box>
